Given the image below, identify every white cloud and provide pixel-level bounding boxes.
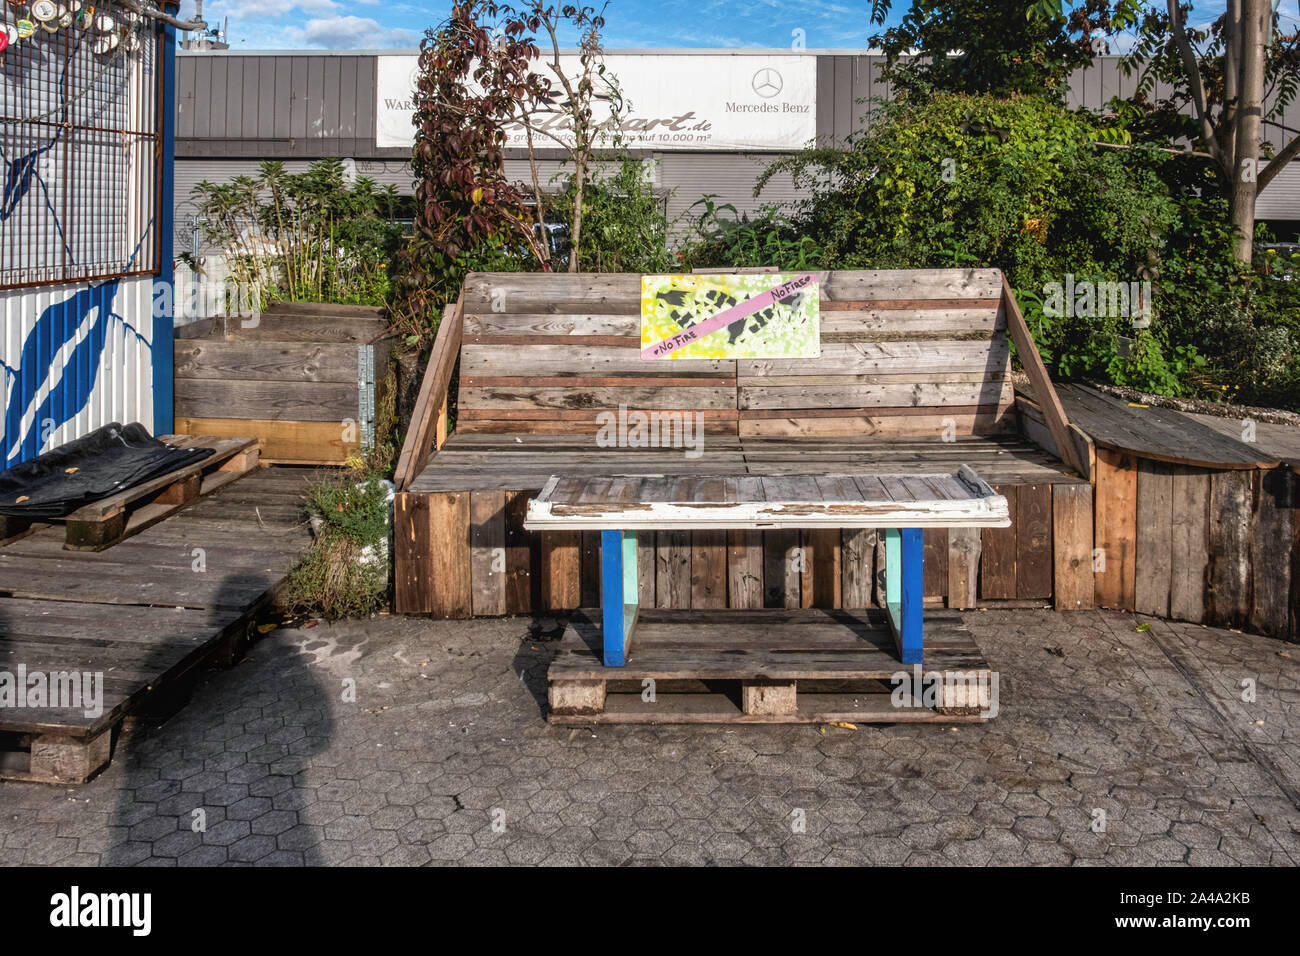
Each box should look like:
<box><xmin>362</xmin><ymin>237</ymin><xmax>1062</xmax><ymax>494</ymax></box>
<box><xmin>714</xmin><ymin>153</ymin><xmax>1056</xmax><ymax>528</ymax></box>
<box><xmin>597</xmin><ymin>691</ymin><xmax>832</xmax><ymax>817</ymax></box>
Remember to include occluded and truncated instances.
<box><xmin>278</xmin><ymin>15</ymin><xmax>419</xmax><ymax>49</ymax></box>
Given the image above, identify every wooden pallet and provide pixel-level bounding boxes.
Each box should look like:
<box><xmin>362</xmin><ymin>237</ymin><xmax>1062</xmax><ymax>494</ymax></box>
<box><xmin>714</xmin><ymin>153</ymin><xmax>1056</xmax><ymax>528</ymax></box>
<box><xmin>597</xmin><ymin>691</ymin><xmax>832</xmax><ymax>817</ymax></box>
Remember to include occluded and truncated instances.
<box><xmin>546</xmin><ymin>607</ymin><xmax>997</xmax><ymax>724</ymax></box>
<box><xmin>0</xmin><ymin>435</ymin><xmax>260</xmax><ymax>552</ymax></box>
<box><xmin>0</xmin><ymin>466</ymin><xmax>318</xmax><ymax>784</ymax></box>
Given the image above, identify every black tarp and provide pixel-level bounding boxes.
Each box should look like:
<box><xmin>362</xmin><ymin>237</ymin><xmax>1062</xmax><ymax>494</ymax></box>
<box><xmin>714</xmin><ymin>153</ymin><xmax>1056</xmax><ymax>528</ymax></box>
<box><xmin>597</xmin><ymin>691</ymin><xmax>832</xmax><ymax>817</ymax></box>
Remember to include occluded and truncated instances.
<box><xmin>0</xmin><ymin>423</ymin><xmax>215</xmax><ymax>519</ymax></box>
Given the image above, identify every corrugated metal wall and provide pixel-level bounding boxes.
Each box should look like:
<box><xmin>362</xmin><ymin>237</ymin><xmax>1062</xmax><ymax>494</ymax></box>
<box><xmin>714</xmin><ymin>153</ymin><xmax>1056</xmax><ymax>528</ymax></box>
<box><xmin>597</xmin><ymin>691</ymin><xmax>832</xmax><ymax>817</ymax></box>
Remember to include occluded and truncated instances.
<box><xmin>2</xmin><ymin>17</ymin><xmax>170</xmax><ymax>467</ymax></box>
<box><xmin>1</xmin><ymin>275</ymin><xmax>159</xmax><ymax>467</ymax></box>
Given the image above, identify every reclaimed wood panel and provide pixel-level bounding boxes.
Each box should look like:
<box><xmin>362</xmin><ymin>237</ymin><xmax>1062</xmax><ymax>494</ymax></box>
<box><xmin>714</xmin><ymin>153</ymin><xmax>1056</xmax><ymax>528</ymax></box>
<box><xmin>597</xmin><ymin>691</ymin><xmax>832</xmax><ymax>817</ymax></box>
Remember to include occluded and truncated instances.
<box><xmin>763</xmin><ymin>529</ymin><xmax>801</xmax><ymax>609</ymax></box>
<box><xmin>691</xmin><ymin>531</ymin><xmax>728</xmax><ymax>608</ymax></box>
<box><xmin>727</xmin><ymin>530</ymin><xmax>764</xmax><ymax>608</ymax></box>
<box><xmin>1207</xmin><ymin>470</ymin><xmax>1252</xmax><ymax>628</ymax></box>
<box><xmin>503</xmin><ymin>490</ymin><xmax>536</xmax><ymax>613</ymax></box>
<box><xmin>580</xmin><ymin>531</ymin><xmax>601</xmax><ymax>608</ymax></box>
<box><xmin>1015</xmin><ymin>483</ymin><xmax>1052</xmax><ymax>599</ymax></box>
<box><xmin>176</xmin><ymin>417</ymin><xmax>358</xmax><ymax>465</ymax></box>
<box><xmin>1134</xmin><ymin>461</ymin><xmax>1173</xmax><ymax>617</ymax></box>
<box><xmin>802</xmin><ymin>529</ymin><xmax>841</xmax><ymax>608</ymax></box>
<box><xmin>1094</xmin><ymin>447</ymin><xmax>1137</xmax><ymax>610</ymax></box>
<box><xmin>426</xmin><ymin>491</ymin><xmax>472</xmax><ymax>618</ymax></box>
<box><xmin>1051</xmin><ymin>483</ymin><xmax>1094</xmax><ymax>611</ymax></box>
<box><xmin>947</xmin><ymin>527</ymin><xmax>981</xmax><ymax>609</ymax></box>
<box><xmin>1169</xmin><ymin>467</ymin><xmax>1210</xmax><ymax>623</ymax></box>
<box><xmin>980</xmin><ymin>485</ymin><xmax>1018</xmax><ymax>599</ymax></box>
<box><xmin>1249</xmin><ymin>468</ymin><xmax>1293</xmax><ymax>638</ymax></box>
<box><xmin>469</xmin><ymin>491</ymin><xmax>506</xmax><ymax>616</ymax></box>
<box><xmin>655</xmin><ymin>531</ymin><xmax>691</xmax><ymax>609</ymax></box>
<box><xmin>841</xmin><ymin>528</ymin><xmax>875</xmax><ymax>608</ymax></box>
<box><xmin>923</xmin><ymin>528</ymin><xmax>948</xmax><ymax>599</ymax></box>
<box><xmin>541</xmin><ymin>531</ymin><xmax>581</xmax><ymax>610</ymax></box>
<box><xmin>394</xmin><ymin>492</ymin><xmax>432</xmax><ymax>614</ymax></box>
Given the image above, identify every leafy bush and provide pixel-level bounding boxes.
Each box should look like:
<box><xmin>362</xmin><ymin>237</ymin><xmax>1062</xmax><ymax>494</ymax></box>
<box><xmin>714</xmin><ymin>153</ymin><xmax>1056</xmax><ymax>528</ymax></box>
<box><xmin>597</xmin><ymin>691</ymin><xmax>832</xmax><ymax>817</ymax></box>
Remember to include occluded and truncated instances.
<box><xmin>286</xmin><ymin>477</ymin><xmax>392</xmax><ymax>620</ymax></box>
<box><xmin>675</xmin><ymin>196</ymin><xmax>824</xmax><ymax>271</ymax></box>
<box><xmin>547</xmin><ymin>157</ymin><xmax>675</xmax><ymax>273</ymax></box>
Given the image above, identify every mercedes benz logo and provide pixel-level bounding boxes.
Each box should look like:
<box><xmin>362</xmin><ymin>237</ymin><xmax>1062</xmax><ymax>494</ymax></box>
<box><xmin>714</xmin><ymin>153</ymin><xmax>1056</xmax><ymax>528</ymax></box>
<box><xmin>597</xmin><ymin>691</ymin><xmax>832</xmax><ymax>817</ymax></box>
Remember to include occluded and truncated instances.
<box><xmin>752</xmin><ymin>67</ymin><xmax>783</xmax><ymax>98</ymax></box>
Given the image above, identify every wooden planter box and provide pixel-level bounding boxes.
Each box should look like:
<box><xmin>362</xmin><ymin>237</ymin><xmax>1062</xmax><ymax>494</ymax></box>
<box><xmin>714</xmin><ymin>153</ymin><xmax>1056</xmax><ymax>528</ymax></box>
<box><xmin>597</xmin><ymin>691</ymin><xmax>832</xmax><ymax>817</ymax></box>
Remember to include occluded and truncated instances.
<box><xmin>174</xmin><ymin>302</ymin><xmax>395</xmax><ymax>465</ymax></box>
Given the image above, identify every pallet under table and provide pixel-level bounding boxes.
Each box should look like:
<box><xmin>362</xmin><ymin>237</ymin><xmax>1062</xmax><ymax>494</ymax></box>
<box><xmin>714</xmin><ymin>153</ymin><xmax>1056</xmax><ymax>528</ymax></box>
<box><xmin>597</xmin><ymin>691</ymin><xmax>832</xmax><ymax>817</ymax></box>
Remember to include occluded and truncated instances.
<box><xmin>528</xmin><ymin>468</ymin><xmax>1009</xmax><ymax>724</ymax></box>
<box><xmin>548</xmin><ymin>608</ymin><xmax>996</xmax><ymax>724</ymax></box>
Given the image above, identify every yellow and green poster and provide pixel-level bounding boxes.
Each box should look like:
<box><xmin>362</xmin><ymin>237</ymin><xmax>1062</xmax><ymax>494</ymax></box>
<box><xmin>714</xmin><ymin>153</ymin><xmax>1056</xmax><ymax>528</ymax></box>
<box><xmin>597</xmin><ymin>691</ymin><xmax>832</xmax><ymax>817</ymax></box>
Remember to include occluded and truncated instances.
<box><xmin>640</xmin><ymin>272</ymin><xmax>820</xmax><ymax>360</ymax></box>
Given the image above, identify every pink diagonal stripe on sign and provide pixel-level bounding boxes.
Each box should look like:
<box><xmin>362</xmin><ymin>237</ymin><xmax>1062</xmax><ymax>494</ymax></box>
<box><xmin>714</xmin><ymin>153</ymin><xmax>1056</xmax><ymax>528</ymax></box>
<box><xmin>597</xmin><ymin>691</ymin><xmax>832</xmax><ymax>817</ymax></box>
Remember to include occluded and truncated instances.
<box><xmin>641</xmin><ymin>273</ymin><xmax>816</xmax><ymax>360</ymax></box>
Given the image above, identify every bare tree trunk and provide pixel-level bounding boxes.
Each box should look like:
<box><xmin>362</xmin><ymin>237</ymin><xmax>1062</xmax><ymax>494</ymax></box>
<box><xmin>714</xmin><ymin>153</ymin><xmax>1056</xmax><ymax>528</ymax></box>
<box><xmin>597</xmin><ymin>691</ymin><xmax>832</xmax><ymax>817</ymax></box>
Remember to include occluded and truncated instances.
<box><xmin>569</xmin><ymin>150</ymin><xmax>586</xmax><ymax>273</ymax></box>
<box><xmin>1231</xmin><ymin>0</ymin><xmax>1268</xmax><ymax>263</ymax></box>
<box><xmin>524</xmin><ymin>124</ymin><xmax>552</xmax><ymax>270</ymax></box>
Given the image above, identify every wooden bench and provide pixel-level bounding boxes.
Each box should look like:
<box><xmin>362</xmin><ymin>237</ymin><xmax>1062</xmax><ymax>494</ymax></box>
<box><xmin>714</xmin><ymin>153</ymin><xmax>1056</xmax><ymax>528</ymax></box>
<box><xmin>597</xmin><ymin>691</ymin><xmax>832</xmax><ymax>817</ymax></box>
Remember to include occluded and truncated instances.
<box><xmin>393</xmin><ymin>268</ymin><xmax>1094</xmax><ymax>617</ymax></box>
<box><xmin>0</xmin><ymin>435</ymin><xmax>261</xmax><ymax>551</ymax></box>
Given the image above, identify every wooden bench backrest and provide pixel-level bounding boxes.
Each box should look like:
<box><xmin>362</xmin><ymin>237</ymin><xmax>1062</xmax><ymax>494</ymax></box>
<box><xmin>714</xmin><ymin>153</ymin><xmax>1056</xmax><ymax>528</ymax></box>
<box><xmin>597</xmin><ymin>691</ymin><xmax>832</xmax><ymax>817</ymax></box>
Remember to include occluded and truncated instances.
<box><xmin>456</xmin><ymin>268</ymin><xmax>1012</xmax><ymax>438</ymax></box>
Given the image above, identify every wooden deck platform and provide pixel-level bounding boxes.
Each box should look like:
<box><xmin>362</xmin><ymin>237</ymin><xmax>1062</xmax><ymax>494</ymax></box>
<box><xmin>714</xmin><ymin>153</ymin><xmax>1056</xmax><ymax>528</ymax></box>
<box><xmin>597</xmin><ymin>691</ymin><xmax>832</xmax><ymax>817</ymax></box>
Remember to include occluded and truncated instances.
<box><xmin>547</xmin><ymin>608</ymin><xmax>996</xmax><ymax>724</ymax></box>
<box><xmin>0</xmin><ymin>466</ymin><xmax>318</xmax><ymax>783</ymax></box>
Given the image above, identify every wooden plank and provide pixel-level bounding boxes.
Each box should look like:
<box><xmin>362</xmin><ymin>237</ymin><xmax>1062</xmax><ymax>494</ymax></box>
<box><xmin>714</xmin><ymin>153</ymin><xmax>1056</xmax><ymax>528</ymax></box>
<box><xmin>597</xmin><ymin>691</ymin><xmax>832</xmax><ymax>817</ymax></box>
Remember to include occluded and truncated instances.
<box><xmin>802</xmin><ymin>528</ymin><xmax>841</xmax><ymax>608</ymax></box>
<box><xmin>738</xmin><ymin>339</ymin><xmax>1009</xmax><ymax>377</ymax></box>
<box><xmin>1015</xmin><ymin>483</ymin><xmax>1052</xmax><ymax>599</ymax></box>
<box><xmin>580</xmin><ymin>530</ymin><xmax>601</xmax><ymax>609</ymax></box>
<box><xmin>469</xmin><ymin>491</ymin><xmax>506</xmax><ymax>616</ymax></box>
<box><xmin>427</xmin><ymin>491</ymin><xmax>472</xmax><ymax>618</ymax></box>
<box><xmin>174</xmin><ymin>379</ymin><xmax>357</xmax><ymax>421</ymax></box>
<box><xmin>222</xmin><ymin>316</ymin><xmax>385</xmax><ymax>342</ymax></box>
<box><xmin>503</xmin><ymin>490</ymin><xmax>536</xmax><ymax>613</ymax></box>
<box><xmin>980</xmin><ymin>485</ymin><xmax>1018</xmax><ymax>599</ymax></box>
<box><xmin>1057</xmin><ymin>384</ymin><xmax>1280</xmax><ymax>470</ymax></box>
<box><xmin>175</xmin><ymin>340</ymin><xmax>363</xmax><ymax>383</ymax></box>
<box><xmin>1134</xmin><ymin>461</ymin><xmax>1174</xmax><ymax>617</ymax></box>
<box><xmin>1001</xmin><ymin>278</ymin><xmax>1089</xmax><ymax>477</ymax></box>
<box><xmin>1094</xmin><ymin>447</ymin><xmax>1137</xmax><ymax>610</ymax></box>
<box><xmin>394</xmin><ymin>492</ymin><xmax>432</xmax><ymax>614</ymax></box>
<box><xmin>726</xmin><ymin>530</ymin><xmax>764</xmax><ymax>609</ymax></box>
<box><xmin>841</xmin><ymin>528</ymin><xmax>875</xmax><ymax>608</ymax></box>
<box><xmin>176</xmin><ymin>417</ymin><xmax>356</xmax><ymax>464</ymax></box>
<box><xmin>1052</xmin><ymin>483</ymin><xmax>1094</xmax><ymax>611</ymax></box>
<box><xmin>541</xmin><ymin>531</ymin><xmax>581</xmax><ymax>611</ymax></box>
<box><xmin>1207</xmin><ymin>470</ymin><xmax>1252</xmax><ymax>629</ymax></box>
<box><xmin>923</xmin><ymin>527</ymin><xmax>948</xmax><ymax>599</ymax></box>
<box><xmin>947</xmin><ymin>527</ymin><xmax>981</xmax><ymax>609</ymax></box>
<box><xmin>1249</xmin><ymin>468</ymin><xmax>1293</xmax><ymax>638</ymax></box>
<box><xmin>394</xmin><ymin>298</ymin><xmax>463</xmax><ymax>491</ymax></box>
<box><xmin>691</xmin><ymin>530</ymin><xmax>727</xmax><ymax>609</ymax></box>
<box><xmin>463</xmin><ymin>386</ymin><xmax>736</xmax><ymax>410</ymax></box>
<box><xmin>1169</xmin><ymin>467</ymin><xmax>1210</xmax><ymax>623</ymax></box>
<box><xmin>655</xmin><ymin>531</ymin><xmax>691</xmax><ymax>609</ymax></box>
<box><xmin>739</xmin><ymin>380</ymin><xmax>1010</xmax><ymax>411</ymax></box>
<box><xmin>739</xmin><ymin>410</ymin><xmax>1016</xmax><ymax>439</ymax></box>
<box><xmin>763</xmin><ymin>530</ymin><xmax>801</xmax><ymax>609</ymax></box>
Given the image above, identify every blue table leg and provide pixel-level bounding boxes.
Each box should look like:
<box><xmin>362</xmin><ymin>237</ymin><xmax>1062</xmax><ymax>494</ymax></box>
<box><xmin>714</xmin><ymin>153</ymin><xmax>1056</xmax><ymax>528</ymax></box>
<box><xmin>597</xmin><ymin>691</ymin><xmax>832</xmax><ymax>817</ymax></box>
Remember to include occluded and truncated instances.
<box><xmin>600</xmin><ymin>529</ymin><xmax>638</xmax><ymax>666</ymax></box>
<box><xmin>885</xmin><ymin>528</ymin><xmax>924</xmax><ymax>665</ymax></box>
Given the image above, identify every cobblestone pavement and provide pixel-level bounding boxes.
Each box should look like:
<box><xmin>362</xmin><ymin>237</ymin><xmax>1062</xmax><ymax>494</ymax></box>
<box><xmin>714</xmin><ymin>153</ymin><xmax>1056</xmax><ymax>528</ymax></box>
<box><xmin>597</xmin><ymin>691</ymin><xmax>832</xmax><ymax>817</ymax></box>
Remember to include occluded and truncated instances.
<box><xmin>1</xmin><ymin>609</ymin><xmax>1297</xmax><ymax>866</ymax></box>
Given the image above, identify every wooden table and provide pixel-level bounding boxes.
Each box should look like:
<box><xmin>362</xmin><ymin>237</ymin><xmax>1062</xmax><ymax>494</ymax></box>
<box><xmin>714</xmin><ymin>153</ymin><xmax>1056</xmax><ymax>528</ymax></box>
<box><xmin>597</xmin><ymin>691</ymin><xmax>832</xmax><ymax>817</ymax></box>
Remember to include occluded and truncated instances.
<box><xmin>526</xmin><ymin>466</ymin><xmax>1010</xmax><ymax>667</ymax></box>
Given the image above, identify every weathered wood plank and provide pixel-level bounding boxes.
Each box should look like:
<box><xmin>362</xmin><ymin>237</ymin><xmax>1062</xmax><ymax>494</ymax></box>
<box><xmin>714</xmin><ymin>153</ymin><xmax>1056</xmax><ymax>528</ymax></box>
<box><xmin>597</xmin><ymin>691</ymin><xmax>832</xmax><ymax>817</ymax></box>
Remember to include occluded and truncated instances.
<box><xmin>1249</xmin><ymin>468</ymin><xmax>1293</xmax><ymax>638</ymax></box>
<box><xmin>655</xmin><ymin>531</ymin><xmax>691</xmax><ymax>609</ymax></box>
<box><xmin>691</xmin><ymin>531</ymin><xmax>727</xmax><ymax>609</ymax></box>
<box><xmin>841</xmin><ymin>528</ymin><xmax>875</xmax><ymax>608</ymax></box>
<box><xmin>1015</xmin><ymin>483</ymin><xmax>1052</xmax><ymax>599</ymax></box>
<box><xmin>541</xmin><ymin>531</ymin><xmax>581</xmax><ymax>611</ymax></box>
<box><xmin>980</xmin><ymin>485</ymin><xmax>1018</xmax><ymax>600</ymax></box>
<box><xmin>426</xmin><ymin>491</ymin><xmax>472</xmax><ymax>618</ymax></box>
<box><xmin>947</xmin><ymin>527</ymin><xmax>981</xmax><ymax>609</ymax></box>
<box><xmin>174</xmin><ymin>379</ymin><xmax>356</xmax><ymax>421</ymax></box>
<box><xmin>727</xmin><ymin>529</ymin><xmax>763</xmax><ymax>609</ymax></box>
<box><xmin>1134</xmin><ymin>461</ymin><xmax>1174</xmax><ymax>617</ymax></box>
<box><xmin>763</xmin><ymin>530</ymin><xmax>801</xmax><ymax>609</ymax></box>
<box><xmin>1052</xmin><ymin>483</ymin><xmax>1094</xmax><ymax>611</ymax></box>
<box><xmin>1169</xmin><ymin>467</ymin><xmax>1210</xmax><ymax>623</ymax></box>
<box><xmin>175</xmin><ymin>340</ymin><xmax>363</xmax><ymax>383</ymax></box>
<box><xmin>503</xmin><ymin>490</ymin><xmax>536</xmax><ymax>613</ymax></box>
<box><xmin>1094</xmin><ymin>447</ymin><xmax>1137</xmax><ymax>610</ymax></box>
<box><xmin>923</xmin><ymin>527</ymin><xmax>948</xmax><ymax>599</ymax></box>
<box><xmin>469</xmin><ymin>491</ymin><xmax>506</xmax><ymax>616</ymax></box>
<box><xmin>1207</xmin><ymin>470</ymin><xmax>1252</xmax><ymax>628</ymax></box>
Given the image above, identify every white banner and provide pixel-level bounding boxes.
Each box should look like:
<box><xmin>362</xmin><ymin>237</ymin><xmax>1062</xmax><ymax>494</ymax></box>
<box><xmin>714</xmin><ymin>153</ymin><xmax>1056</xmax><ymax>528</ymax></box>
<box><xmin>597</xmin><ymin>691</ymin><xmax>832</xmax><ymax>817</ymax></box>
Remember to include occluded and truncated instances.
<box><xmin>376</xmin><ymin>54</ymin><xmax>816</xmax><ymax>151</ymax></box>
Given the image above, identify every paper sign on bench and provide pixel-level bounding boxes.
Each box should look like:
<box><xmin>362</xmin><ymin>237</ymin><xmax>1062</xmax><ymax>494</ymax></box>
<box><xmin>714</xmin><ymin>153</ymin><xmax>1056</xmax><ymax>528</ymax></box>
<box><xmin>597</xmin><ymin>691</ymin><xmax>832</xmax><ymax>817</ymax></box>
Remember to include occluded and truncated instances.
<box><xmin>640</xmin><ymin>273</ymin><xmax>820</xmax><ymax>360</ymax></box>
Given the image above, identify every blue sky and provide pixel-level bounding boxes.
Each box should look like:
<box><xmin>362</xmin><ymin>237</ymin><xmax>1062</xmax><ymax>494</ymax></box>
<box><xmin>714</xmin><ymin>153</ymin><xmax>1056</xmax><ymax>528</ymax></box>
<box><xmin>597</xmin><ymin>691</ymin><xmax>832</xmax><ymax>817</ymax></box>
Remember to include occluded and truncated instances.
<box><xmin>183</xmin><ymin>0</ymin><xmax>894</xmax><ymax>50</ymax></box>
<box><xmin>181</xmin><ymin>1</ymin><xmax>1242</xmax><ymax>53</ymax></box>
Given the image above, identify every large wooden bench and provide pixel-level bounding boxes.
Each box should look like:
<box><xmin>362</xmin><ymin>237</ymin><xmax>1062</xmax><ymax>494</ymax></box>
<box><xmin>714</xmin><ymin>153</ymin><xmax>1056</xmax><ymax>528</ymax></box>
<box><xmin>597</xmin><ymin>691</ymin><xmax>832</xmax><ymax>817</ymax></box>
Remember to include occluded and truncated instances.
<box><xmin>393</xmin><ymin>268</ymin><xmax>1094</xmax><ymax>617</ymax></box>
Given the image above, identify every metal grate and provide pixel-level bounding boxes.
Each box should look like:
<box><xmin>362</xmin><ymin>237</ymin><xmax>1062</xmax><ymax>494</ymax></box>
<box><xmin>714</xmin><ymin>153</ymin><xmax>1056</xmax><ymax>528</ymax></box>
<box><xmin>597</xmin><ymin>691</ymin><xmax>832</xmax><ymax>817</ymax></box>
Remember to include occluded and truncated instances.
<box><xmin>0</xmin><ymin>3</ymin><xmax>161</xmax><ymax>289</ymax></box>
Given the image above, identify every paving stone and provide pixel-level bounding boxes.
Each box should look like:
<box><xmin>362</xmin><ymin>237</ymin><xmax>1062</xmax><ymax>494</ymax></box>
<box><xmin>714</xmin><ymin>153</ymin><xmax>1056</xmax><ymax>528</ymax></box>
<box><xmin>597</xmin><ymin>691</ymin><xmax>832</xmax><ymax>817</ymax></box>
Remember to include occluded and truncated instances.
<box><xmin>0</xmin><ymin>610</ymin><xmax>1296</xmax><ymax>867</ymax></box>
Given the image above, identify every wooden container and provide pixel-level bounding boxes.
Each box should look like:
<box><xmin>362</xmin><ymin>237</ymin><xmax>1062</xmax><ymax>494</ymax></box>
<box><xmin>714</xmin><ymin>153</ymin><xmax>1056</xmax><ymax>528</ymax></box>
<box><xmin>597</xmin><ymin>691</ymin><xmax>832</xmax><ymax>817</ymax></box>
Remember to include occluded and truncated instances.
<box><xmin>174</xmin><ymin>302</ymin><xmax>396</xmax><ymax>465</ymax></box>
